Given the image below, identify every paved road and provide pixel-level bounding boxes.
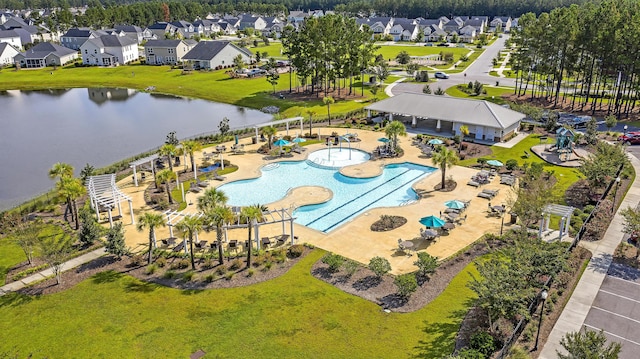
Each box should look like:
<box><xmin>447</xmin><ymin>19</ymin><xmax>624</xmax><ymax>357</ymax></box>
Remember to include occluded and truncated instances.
<box><xmin>582</xmin><ymin>262</ymin><xmax>640</xmax><ymax>359</ymax></box>
<box><xmin>392</xmin><ymin>36</ymin><xmax>515</xmax><ymax>95</ymax></box>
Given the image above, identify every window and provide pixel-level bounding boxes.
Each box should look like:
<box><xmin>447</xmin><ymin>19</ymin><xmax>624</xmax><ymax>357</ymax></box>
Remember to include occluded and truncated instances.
<box><xmin>168</xmin><ymin>48</ymin><xmax>174</xmax><ymax>54</ymax></box>
<box><xmin>94</xmin><ymin>49</ymin><xmax>97</xmax><ymax>54</ymax></box>
<box><xmin>84</xmin><ymin>49</ymin><xmax>88</xmax><ymax>54</ymax></box>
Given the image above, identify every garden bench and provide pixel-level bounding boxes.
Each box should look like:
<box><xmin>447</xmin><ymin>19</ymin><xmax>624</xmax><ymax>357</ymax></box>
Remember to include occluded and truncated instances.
<box><xmin>524</xmin><ymin>150</ymin><xmax>530</xmax><ymax>158</ymax></box>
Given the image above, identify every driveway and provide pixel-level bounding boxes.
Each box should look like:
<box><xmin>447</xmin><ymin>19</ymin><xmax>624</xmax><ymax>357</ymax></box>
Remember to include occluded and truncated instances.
<box><xmin>582</xmin><ymin>262</ymin><xmax>640</xmax><ymax>359</ymax></box>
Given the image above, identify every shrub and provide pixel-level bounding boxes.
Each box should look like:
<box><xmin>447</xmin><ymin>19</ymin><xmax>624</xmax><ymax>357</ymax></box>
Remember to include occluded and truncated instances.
<box><xmin>583</xmin><ymin>205</ymin><xmax>595</xmax><ymax>214</ymax></box>
<box><xmin>456</xmin><ymin>348</ymin><xmax>484</xmax><ymax>358</ymax></box>
<box><xmin>262</xmin><ymin>261</ymin><xmax>273</xmax><ymax>271</ymax></box>
<box><xmin>469</xmin><ymin>331</ymin><xmax>497</xmax><ymax>357</ymax></box>
<box><xmin>204</xmin><ymin>274</ymin><xmax>215</xmax><ymax>283</ymax></box>
<box><xmin>414</xmin><ymin>252</ymin><xmax>439</xmax><ymax>279</ymax></box>
<box><xmin>288</xmin><ymin>244</ymin><xmax>305</xmax><ymax>258</ymax></box>
<box><xmin>224</xmin><ymin>272</ymin><xmax>235</xmax><ymax>280</ymax></box>
<box><xmin>229</xmin><ymin>259</ymin><xmax>243</xmax><ymax>271</ymax></box>
<box><xmin>343</xmin><ymin>259</ymin><xmax>359</xmax><ymax>278</ymax></box>
<box><xmin>182</xmin><ymin>271</ymin><xmax>196</xmax><ymax>282</ymax></box>
<box><xmin>163</xmin><ymin>270</ymin><xmax>176</xmax><ymax>279</ymax></box>
<box><xmin>505</xmin><ymin>159</ymin><xmax>518</xmax><ymax>171</ymax></box>
<box><xmin>368</xmin><ymin>256</ymin><xmax>391</xmax><ymax>278</ymax></box>
<box><xmin>215</xmin><ymin>266</ymin><xmax>227</xmax><ymax>276</ymax></box>
<box><xmin>253</xmin><ymin>254</ymin><xmax>266</xmax><ymax>267</ymax></box>
<box><xmin>131</xmin><ymin>254</ymin><xmax>145</xmax><ymax>267</ymax></box>
<box><xmin>170</xmin><ymin>258</ymin><xmax>190</xmax><ymax>270</ymax></box>
<box><xmin>246</xmin><ymin>268</ymin><xmax>255</xmax><ymax>277</ymax></box>
<box><xmin>156</xmin><ymin>256</ymin><xmax>167</xmax><ymax>268</ymax></box>
<box><xmin>202</xmin><ymin>258</ymin><xmax>216</xmax><ymax>269</ymax></box>
<box><xmin>394</xmin><ymin>273</ymin><xmax>418</xmax><ymax>298</ymax></box>
<box><xmin>322</xmin><ymin>253</ymin><xmax>345</xmax><ymax>273</ymax></box>
<box><xmin>145</xmin><ymin>264</ymin><xmax>158</xmax><ymax>275</ymax></box>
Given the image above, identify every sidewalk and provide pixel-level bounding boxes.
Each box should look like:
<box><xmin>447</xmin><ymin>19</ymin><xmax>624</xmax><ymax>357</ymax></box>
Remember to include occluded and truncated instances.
<box><xmin>539</xmin><ymin>153</ymin><xmax>640</xmax><ymax>357</ymax></box>
<box><xmin>0</xmin><ymin>247</ymin><xmax>106</xmax><ymax>296</ymax></box>
<box><xmin>384</xmin><ymin>77</ymin><xmax>406</xmax><ymax>97</ymax></box>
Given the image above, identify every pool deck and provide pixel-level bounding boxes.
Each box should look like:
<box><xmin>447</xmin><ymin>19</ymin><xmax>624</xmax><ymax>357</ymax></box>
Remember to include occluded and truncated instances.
<box><xmin>112</xmin><ymin>128</ymin><xmax>512</xmax><ymax>275</ymax></box>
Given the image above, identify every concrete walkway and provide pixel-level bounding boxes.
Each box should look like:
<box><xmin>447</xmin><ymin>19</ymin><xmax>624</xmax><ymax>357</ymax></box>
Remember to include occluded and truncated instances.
<box><xmin>539</xmin><ymin>152</ymin><xmax>640</xmax><ymax>358</ymax></box>
<box><xmin>492</xmin><ymin>132</ymin><xmax>528</xmax><ymax>148</ymax></box>
<box><xmin>0</xmin><ymin>247</ymin><xmax>106</xmax><ymax>296</ymax></box>
<box><xmin>384</xmin><ymin>77</ymin><xmax>406</xmax><ymax>97</ymax></box>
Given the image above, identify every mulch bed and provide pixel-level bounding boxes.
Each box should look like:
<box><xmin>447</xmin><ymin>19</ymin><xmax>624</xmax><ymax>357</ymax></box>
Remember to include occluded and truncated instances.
<box><xmin>370</xmin><ymin>215</ymin><xmax>407</xmax><ymax>232</ymax></box>
<box><xmin>14</xmin><ymin>248</ymin><xmax>311</xmax><ymax>297</ymax></box>
<box><xmin>311</xmin><ymin>239</ymin><xmax>504</xmax><ymax>313</ymax></box>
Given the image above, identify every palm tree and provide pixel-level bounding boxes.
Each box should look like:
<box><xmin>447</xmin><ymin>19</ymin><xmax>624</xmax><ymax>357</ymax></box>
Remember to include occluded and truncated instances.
<box><xmin>384</xmin><ymin>120</ymin><xmax>407</xmax><ymax>152</ymax></box>
<box><xmin>431</xmin><ymin>146</ymin><xmax>459</xmax><ymax>189</ymax></box>
<box><xmin>240</xmin><ymin>204</ymin><xmax>264</xmax><ymax>268</ymax></box>
<box><xmin>159</xmin><ymin>143</ymin><xmax>177</xmax><ymax>173</ymax></box>
<box><xmin>56</xmin><ymin>176</ymin><xmax>85</xmax><ymax>229</ymax></box>
<box><xmin>156</xmin><ymin>169</ymin><xmax>177</xmax><ymax>204</ymax></box>
<box><xmin>204</xmin><ymin>205</ymin><xmax>235</xmax><ymax>265</ymax></box>
<box><xmin>459</xmin><ymin>125</ymin><xmax>470</xmax><ymax>152</ymax></box>
<box><xmin>261</xmin><ymin>126</ymin><xmax>277</xmax><ymax>149</ymax></box>
<box><xmin>323</xmin><ymin>96</ymin><xmax>335</xmax><ymax>126</ymax></box>
<box><xmin>136</xmin><ymin>212</ymin><xmax>165</xmax><ymax>264</ymax></box>
<box><xmin>181</xmin><ymin>140</ymin><xmax>201</xmax><ymax>173</ymax></box>
<box><xmin>49</xmin><ymin>162</ymin><xmax>74</xmax><ymax>185</ymax></box>
<box><xmin>197</xmin><ymin>188</ymin><xmax>228</xmax><ymax>212</ymax></box>
<box><xmin>306</xmin><ymin>109</ymin><xmax>316</xmax><ymax>137</ymax></box>
<box><xmin>175</xmin><ymin>215</ymin><xmax>203</xmax><ymax>270</ymax></box>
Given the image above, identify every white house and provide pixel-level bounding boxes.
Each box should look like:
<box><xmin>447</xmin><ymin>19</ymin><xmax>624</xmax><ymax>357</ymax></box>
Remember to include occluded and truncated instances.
<box><xmin>80</xmin><ymin>35</ymin><xmax>138</xmax><ymax>66</ymax></box>
<box><xmin>182</xmin><ymin>40</ymin><xmax>251</xmax><ymax>70</ymax></box>
<box><xmin>0</xmin><ymin>29</ymin><xmax>22</xmax><ymax>49</ymax></box>
<box><xmin>0</xmin><ymin>42</ymin><xmax>19</xmax><ymax>65</ymax></box>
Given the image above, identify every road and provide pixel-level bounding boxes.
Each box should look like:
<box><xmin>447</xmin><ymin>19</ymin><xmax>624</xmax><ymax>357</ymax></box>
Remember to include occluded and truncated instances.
<box><xmin>391</xmin><ymin>36</ymin><xmax>516</xmax><ymax>95</ymax></box>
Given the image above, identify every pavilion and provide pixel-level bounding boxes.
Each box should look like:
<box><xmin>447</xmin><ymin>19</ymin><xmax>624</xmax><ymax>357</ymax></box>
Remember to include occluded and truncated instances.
<box><xmin>86</xmin><ymin>174</ymin><xmax>135</xmax><ymax>227</ymax></box>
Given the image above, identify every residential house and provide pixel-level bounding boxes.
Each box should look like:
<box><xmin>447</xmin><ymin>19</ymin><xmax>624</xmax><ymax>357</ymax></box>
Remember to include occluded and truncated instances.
<box><xmin>389</xmin><ymin>20</ymin><xmax>419</xmax><ymax>41</ymax></box>
<box><xmin>418</xmin><ymin>18</ymin><xmax>443</xmax><ymax>32</ymax></box>
<box><xmin>182</xmin><ymin>40</ymin><xmax>252</xmax><ymax>70</ymax></box>
<box><xmin>238</xmin><ymin>15</ymin><xmax>267</xmax><ymax>31</ymax></box>
<box><xmin>114</xmin><ymin>25</ymin><xmax>144</xmax><ymax>44</ymax></box>
<box><xmin>0</xmin><ymin>17</ymin><xmax>44</xmax><ymax>45</ymax></box>
<box><xmin>61</xmin><ymin>27</ymin><xmax>100</xmax><ymax>50</ymax></box>
<box><xmin>261</xmin><ymin>16</ymin><xmax>284</xmax><ymax>38</ymax></box>
<box><xmin>193</xmin><ymin>19</ymin><xmax>221</xmax><ymax>37</ymax></box>
<box><xmin>463</xmin><ymin>17</ymin><xmax>486</xmax><ymax>34</ymax></box>
<box><xmin>170</xmin><ymin>20</ymin><xmax>198</xmax><ymax>38</ymax></box>
<box><xmin>457</xmin><ymin>25</ymin><xmax>477</xmax><ymax>43</ymax></box>
<box><xmin>0</xmin><ymin>42</ymin><xmax>19</xmax><ymax>66</ymax></box>
<box><xmin>144</xmin><ymin>39</ymin><xmax>194</xmax><ymax>65</ymax></box>
<box><xmin>141</xmin><ymin>28</ymin><xmax>157</xmax><ymax>41</ymax></box>
<box><xmin>80</xmin><ymin>35</ymin><xmax>138</xmax><ymax>66</ymax></box>
<box><xmin>425</xmin><ymin>25</ymin><xmax>447</xmax><ymax>42</ymax></box>
<box><xmin>0</xmin><ymin>12</ymin><xmax>12</xmax><ymax>25</ymax></box>
<box><xmin>442</xmin><ymin>17</ymin><xmax>463</xmax><ymax>33</ymax></box>
<box><xmin>218</xmin><ymin>22</ymin><xmax>237</xmax><ymax>35</ymax></box>
<box><xmin>147</xmin><ymin>22</ymin><xmax>178</xmax><ymax>40</ymax></box>
<box><xmin>287</xmin><ymin>10</ymin><xmax>308</xmax><ymax>24</ymax></box>
<box><xmin>0</xmin><ymin>29</ymin><xmax>21</xmax><ymax>49</ymax></box>
<box><xmin>490</xmin><ymin>17</ymin><xmax>512</xmax><ymax>32</ymax></box>
<box><xmin>14</xmin><ymin>42</ymin><xmax>78</xmax><ymax>68</ymax></box>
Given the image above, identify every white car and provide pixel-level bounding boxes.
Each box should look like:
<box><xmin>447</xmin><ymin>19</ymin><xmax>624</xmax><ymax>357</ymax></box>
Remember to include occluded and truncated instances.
<box><xmin>434</xmin><ymin>72</ymin><xmax>449</xmax><ymax>79</ymax></box>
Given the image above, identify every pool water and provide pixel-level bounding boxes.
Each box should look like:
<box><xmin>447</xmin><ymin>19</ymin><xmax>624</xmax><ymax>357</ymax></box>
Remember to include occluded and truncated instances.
<box><xmin>218</xmin><ymin>161</ymin><xmax>436</xmax><ymax>232</ymax></box>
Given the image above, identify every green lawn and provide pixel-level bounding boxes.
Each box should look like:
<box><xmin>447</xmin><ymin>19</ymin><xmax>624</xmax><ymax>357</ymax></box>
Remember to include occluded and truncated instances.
<box><xmin>0</xmin><ymin>249</ymin><xmax>478</xmax><ymax>358</ymax></box>
<box><xmin>0</xmin><ymin>65</ymin><xmax>383</xmax><ymax>119</ymax></box>
<box><xmin>0</xmin><ymin>237</ymin><xmax>25</xmax><ymax>285</ymax></box>
<box><xmin>445</xmin><ymin>85</ymin><xmax>514</xmax><ymax>105</ymax></box>
<box><xmin>458</xmin><ymin>134</ymin><xmax>583</xmax><ymax>197</ymax></box>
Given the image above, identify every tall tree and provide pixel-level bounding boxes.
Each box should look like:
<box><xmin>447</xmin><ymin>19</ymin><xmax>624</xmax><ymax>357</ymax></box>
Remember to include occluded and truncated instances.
<box><xmin>136</xmin><ymin>212</ymin><xmax>166</xmax><ymax>265</ymax></box>
<box><xmin>431</xmin><ymin>147</ymin><xmax>459</xmax><ymax>189</ymax></box>
<box><xmin>181</xmin><ymin>140</ymin><xmax>201</xmax><ymax>173</ymax></box>
<box><xmin>323</xmin><ymin>96</ymin><xmax>335</xmax><ymax>126</ymax></box>
<box><xmin>384</xmin><ymin>120</ymin><xmax>407</xmax><ymax>152</ymax></box>
<box><xmin>159</xmin><ymin>143</ymin><xmax>177</xmax><ymax>173</ymax></box>
<box><xmin>240</xmin><ymin>204</ymin><xmax>264</xmax><ymax>268</ymax></box>
<box><xmin>459</xmin><ymin>125</ymin><xmax>470</xmax><ymax>152</ymax></box>
<box><xmin>175</xmin><ymin>215</ymin><xmax>203</xmax><ymax>270</ymax></box>
<box><xmin>156</xmin><ymin>169</ymin><xmax>177</xmax><ymax>204</ymax></box>
<box><xmin>204</xmin><ymin>205</ymin><xmax>235</xmax><ymax>265</ymax></box>
<box><xmin>48</xmin><ymin>162</ymin><xmax>74</xmax><ymax>186</ymax></box>
<box><xmin>56</xmin><ymin>176</ymin><xmax>86</xmax><ymax>229</ymax></box>
<box><xmin>261</xmin><ymin>126</ymin><xmax>277</xmax><ymax>149</ymax></box>
<box><xmin>78</xmin><ymin>203</ymin><xmax>102</xmax><ymax>247</ymax></box>
<box><xmin>197</xmin><ymin>188</ymin><xmax>229</xmax><ymax>213</ymax></box>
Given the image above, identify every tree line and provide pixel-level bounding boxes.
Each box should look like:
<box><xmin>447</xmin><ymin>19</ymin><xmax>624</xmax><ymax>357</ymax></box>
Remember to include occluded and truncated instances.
<box><xmin>281</xmin><ymin>14</ymin><xmax>378</xmax><ymax>96</ymax></box>
<box><xmin>2</xmin><ymin>0</ymin><xmax>592</xmax><ymax>21</ymax></box>
<box><xmin>510</xmin><ymin>0</ymin><xmax>640</xmax><ymax>118</ymax></box>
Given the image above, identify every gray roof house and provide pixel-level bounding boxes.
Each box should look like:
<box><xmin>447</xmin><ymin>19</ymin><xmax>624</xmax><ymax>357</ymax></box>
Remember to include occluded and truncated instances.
<box><xmin>80</xmin><ymin>35</ymin><xmax>138</xmax><ymax>66</ymax></box>
<box><xmin>61</xmin><ymin>27</ymin><xmax>100</xmax><ymax>50</ymax></box>
<box><xmin>0</xmin><ymin>29</ymin><xmax>21</xmax><ymax>49</ymax></box>
<box><xmin>365</xmin><ymin>93</ymin><xmax>525</xmax><ymax>142</ymax></box>
<box><xmin>144</xmin><ymin>39</ymin><xmax>194</xmax><ymax>65</ymax></box>
<box><xmin>14</xmin><ymin>42</ymin><xmax>78</xmax><ymax>68</ymax></box>
<box><xmin>114</xmin><ymin>25</ymin><xmax>144</xmax><ymax>44</ymax></box>
<box><xmin>0</xmin><ymin>42</ymin><xmax>19</xmax><ymax>66</ymax></box>
<box><xmin>182</xmin><ymin>40</ymin><xmax>252</xmax><ymax>70</ymax></box>
<box><xmin>147</xmin><ymin>22</ymin><xmax>178</xmax><ymax>40</ymax></box>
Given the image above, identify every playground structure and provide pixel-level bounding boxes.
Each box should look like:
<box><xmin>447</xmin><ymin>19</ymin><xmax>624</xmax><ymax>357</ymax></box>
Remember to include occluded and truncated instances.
<box><xmin>554</xmin><ymin>127</ymin><xmax>576</xmax><ymax>162</ymax></box>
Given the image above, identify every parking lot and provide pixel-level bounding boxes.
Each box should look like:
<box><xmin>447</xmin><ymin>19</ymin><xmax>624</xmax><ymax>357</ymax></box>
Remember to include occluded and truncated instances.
<box><xmin>583</xmin><ymin>262</ymin><xmax>640</xmax><ymax>358</ymax></box>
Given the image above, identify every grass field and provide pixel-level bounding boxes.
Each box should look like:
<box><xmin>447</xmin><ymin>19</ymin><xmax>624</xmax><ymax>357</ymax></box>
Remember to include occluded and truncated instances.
<box><xmin>0</xmin><ymin>65</ymin><xmax>385</xmax><ymax>119</ymax></box>
<box><xmin>0</xmin><ymin>249</ymin><xmax>478</xmax><ymax>358</ymax></box>
<box><xmin>0</xmin><ymin>237</ymin><xmax>25</xmax><ymax>285</ymax></box>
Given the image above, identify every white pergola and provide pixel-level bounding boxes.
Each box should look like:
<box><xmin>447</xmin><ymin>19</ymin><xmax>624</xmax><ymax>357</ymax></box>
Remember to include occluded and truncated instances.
<box><xmin>129</xmin><ymin>154</ymin><xmax>159</xmax><ymax>187</ymax></box>
<box><xmin>539</xmin><ymin>204</ymin><xmax>574</xmax><ymax>240</ymax></box>
<box><xmin>86</xmin><ymin>174</ymin><xmax>134</xmax><ymax>227</ymax></box>
<box><xmin>253</xmin><ymin>116</ymin><xmax>304</xmax><ymax>143</ymax></box>
<box><xmin>163</xmin><ymin>207</ymin><xmax>296</xmax><ymax>252</ymax></box>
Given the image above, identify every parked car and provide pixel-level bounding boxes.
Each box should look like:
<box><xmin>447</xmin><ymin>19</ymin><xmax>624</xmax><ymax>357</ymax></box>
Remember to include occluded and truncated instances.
<box><xmin>434</xmin><ymin>72</ymin><xmax>449</xmax><ymax>79</ymax></box>
<box><xmin>437</xmin><ymin>43</ymin><xmax>450</xmax><ymax>47</ymax></box>
<box><xmin>424</xmin><ymin>43</ymin><xmax>434</xmax><ymax>47</ymax></box>
<box><xmin>618</xmin><ymin>133</ymin><xmax>640</xmax><ymax>145</ymax></box>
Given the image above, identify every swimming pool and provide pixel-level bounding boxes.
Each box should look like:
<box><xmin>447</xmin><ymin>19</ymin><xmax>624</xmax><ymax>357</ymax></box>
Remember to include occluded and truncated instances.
<box><xmin>218</xmin><ymin>160</ymin><xmax>436</xmax><ymax>232</ymax></box>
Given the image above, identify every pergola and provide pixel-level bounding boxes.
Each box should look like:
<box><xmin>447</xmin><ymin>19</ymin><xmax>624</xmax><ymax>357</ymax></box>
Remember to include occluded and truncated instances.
<box><xmin>163</xmin><ymin>207</ymin><xmax>296</xmax><ymax>252</ymax></box>
<box><xmin>253</xmin><ymin>116</ymin><xmax>304</xmax><ymax>143</ymax></box>
<box><xmin>539</xmin><ymin>204</ymin><xmax>574</xmax><ymax>240</ymax></box>
<box><xmin>86</xmin><ymin>174</ymin><xmax>134</xmax><ymax>227</ymax></box>
<box><xmin>129</xmin><ymin>154</ymin><xmax>159</xmax><ymax>187</ymax></box>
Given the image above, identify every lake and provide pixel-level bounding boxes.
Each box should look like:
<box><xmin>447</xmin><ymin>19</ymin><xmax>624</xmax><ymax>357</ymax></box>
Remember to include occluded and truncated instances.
<box><xmin>0</xmin><ymin>88</ymin><xmax>273</xmax><ymax>210</ymax></box>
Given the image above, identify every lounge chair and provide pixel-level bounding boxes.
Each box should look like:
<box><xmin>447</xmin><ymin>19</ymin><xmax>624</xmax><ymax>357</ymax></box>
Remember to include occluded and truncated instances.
<box><xmin>276</xmin><ymin>234</ymin><xmax>290</xmax><ymax>245</ymax></box>
<box><xmin>467</xmin><ymin>180</ymin><xmax>481</xmax><ymax>187</ymax></box>
<box><xmin>189</xmin><ymin>185</ymin><xmax>202</xmax><ymax>193</ymax></box>
<box><xmin>172</xmin><ymin>241</ymin><xmax>185</xmax><ymax>252</ymax></box>
<box><xmin>261</xmin><ymin>237</ymin><xmax>271</xmax><ymax>247</ymax></box>
<box><xmin>228</xmin><ymin>240</ymin><xmax>239</xmax><ymax>252</ymax></box>
<box><xmin>482</xmin><ymin>188</ymin><xmax>499</xmax><ymax>196</ymax></box>
<box><xmin>292</xmin><ymin>146</ymin><xmax>302</xmax><ymax>154</ymax></box>
<box><xmin>212</xmin><ymin>172</ymin><xmax>226</xmax><ymax>181</ymax></box>
<box><xmin>197</xmin><ymin>179</ymin><xmax>209</xmax><ymax>188</ymax></box>
<box><xmin>195</xmin><ymin>240</ymin><xmax>208</xmax><ymax>250</ymax></box>
<box><xmin>477</xmin><ymin>192</ymin><xmax>493</xmax><ymax>199</ymax></box>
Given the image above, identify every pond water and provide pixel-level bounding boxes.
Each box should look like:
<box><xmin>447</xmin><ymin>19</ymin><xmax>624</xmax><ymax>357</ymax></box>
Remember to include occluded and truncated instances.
<box><xmin>0</xmin><ymin>88</ymin><xmax>272</xmax><ymax>210</ymax></box>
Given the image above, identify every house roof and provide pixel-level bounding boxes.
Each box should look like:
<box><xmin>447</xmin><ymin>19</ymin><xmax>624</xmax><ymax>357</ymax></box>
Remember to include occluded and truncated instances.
<box><xmin>183</xmin><ymin>40</ymin><xmax>251</xmax><ymax>61</ymax></box>
<box><xmin>144</xmin><ymin>39</ymin><xmax>184</xmax><ymax>48</ymax></box>
<box><xmin>0</xmin><ymin>29</ymin><xmax>19</xmax><ymax>38</ymax></box>
<box><xmin>170</xmin><ymin>20</ymin><xmax>193</xmax><ymax>29</ymax></box>
<box><xmin>0</xmin><ymin>42</ymin><xmax>19</xmax><ymax>55</ymax></box>
<box><xmin>364</xmin><ymin>93</ymin><xmax>525</xmax><ymax>130</ymax></box>
<box><xmin>148</xmin><ymin>22</ymin><xmax>175</xmax><ymax>30</ymax></box>
<box><xmin>20</xmin><ymin>42</ymin><xmax>77</xmax><ymax>59</ymax></box>
<box><xmin>86</xmin><ymin>35</ymin><xmax>136</xmax><ymax>48</ymax></box>
<box><xmin>114</xmin><ymin>25</ymin><xmax>142</xmax><ymax>33</ymax></box>
<box><xmin>62</xmin><ymin>27</ymin><xmax>95</xmax><ymax>38</ymax></box>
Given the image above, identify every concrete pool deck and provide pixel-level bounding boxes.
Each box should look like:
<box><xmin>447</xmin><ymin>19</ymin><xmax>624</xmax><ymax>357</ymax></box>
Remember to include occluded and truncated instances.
<box><xmin>111</xmin><ymin>128</ymin><xmax>513</xmax><ymax>275</ymax></box>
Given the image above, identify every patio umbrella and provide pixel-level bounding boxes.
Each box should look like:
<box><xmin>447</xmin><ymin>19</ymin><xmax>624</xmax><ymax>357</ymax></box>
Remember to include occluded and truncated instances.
<box><xmin>444</xmin><ymin>200</ymin><xmax>466</xmax><ymax>210</ymax></box>
<box><xmin>377</xmin><ymin>137</ymin><xmax>390</xmax><ymax>143</ymax></box>
<box><xmin>273</xmin><ymin>139</ymin><xmax>291</xmax><ymax>147</ymax></box>
<box><xmin>486</xmin><ymin>160</ymin><xmax>504</xmax><ymax>167</ymax></box>
<box><xmin>428</xmin><ymin>138</ymin><xmax>444</xmax><ymax>145</ymax></box>
<box><xmin>419</xmin><ymin>215</ymin><xmax>446</xmax><ymax>228</ymax></box>
<box><xmin>292</xmin><ymin>137</ymin><xmax>306</xmax><ymax>143</ymax></box>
